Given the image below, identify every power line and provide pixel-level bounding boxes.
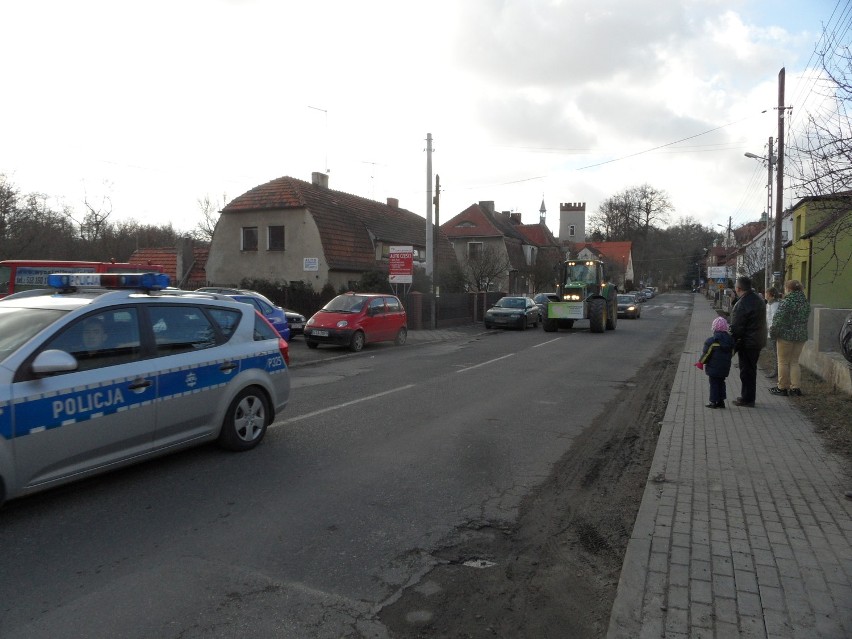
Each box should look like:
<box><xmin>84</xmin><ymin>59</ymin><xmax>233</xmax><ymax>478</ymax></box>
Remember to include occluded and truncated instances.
<box><xmin>575</xmin><ymin>113</ymin><xmax>762</xmax><ymax>171</ymax></box>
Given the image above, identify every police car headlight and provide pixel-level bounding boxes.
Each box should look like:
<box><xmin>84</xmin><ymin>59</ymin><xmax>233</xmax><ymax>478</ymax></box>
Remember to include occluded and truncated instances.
<box><xmin>336</xmin><ymin>320</ymin><xmax>349</xmax><ymax>328</ymax></box>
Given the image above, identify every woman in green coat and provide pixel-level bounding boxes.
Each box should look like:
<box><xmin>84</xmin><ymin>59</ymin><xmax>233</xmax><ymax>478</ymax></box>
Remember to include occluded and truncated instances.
<box><xmin>769</xmin><ymin>280</ymin><xmax>811</xmax><ymax>396</ymax></box>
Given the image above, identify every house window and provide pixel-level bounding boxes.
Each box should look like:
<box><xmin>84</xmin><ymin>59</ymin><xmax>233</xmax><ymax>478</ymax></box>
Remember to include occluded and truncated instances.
<box><xmin>468</xmin><ymin>242</ymin><xmax>483</xmax><ymax>259</ymax></box>
<box><xmin>268</xmin><ymin>226</ymin><xmax>285</xmax><ymax>251</ymax></box>
<box><xmin>569</xmin><ymin>225</ymin><xmax>576</xmax><ymax>237</ymax></box>
<box><xmin>241</xmin><ymin>227</ymin><xmax>258</xmax><ymax>251</ymax></box>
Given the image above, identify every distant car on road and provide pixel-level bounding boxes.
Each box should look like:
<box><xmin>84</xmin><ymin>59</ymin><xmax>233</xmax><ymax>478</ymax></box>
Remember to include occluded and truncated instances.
<box><xmin>484</xmin><ymin>296</ymin><xmax>541</xmax><ymax>330</ymax></box>
<box><xmin>617</xmin><ymin>293</ymin><xmax>641</xmax><ymax>319</ymax></box>
<box><xmin>629</xmin><ymin>290</ymin><xmax>647</xmax><ymax>302</ymax></box>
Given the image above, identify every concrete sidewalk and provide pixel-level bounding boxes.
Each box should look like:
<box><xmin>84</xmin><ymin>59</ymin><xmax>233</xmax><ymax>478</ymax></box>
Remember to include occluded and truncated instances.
<box><xmin>608</xmin><ymin>299</ymin><xmax>852</xmax><ymax>638</ymax></box>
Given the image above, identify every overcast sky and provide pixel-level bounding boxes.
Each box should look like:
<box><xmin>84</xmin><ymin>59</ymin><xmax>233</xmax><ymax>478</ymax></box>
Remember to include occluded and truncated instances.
<box><xmin>1</xmin><ymin>0</ymin><xmax>843</xmax><ymax>238</ymax></box>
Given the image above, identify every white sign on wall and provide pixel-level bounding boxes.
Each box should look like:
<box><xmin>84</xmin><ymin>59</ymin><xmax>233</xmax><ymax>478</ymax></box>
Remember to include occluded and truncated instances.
<box><xmin>303</xmin><ymin>257</ymin><xmax>319</xmax><ymax>272</ymax></box>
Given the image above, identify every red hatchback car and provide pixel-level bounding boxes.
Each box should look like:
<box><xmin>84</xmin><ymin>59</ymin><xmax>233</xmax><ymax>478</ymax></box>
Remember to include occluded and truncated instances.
<box><xmin>304</xmin><ymin>293</ymin><xmax>407</xmax><ymax>352</ymax></box>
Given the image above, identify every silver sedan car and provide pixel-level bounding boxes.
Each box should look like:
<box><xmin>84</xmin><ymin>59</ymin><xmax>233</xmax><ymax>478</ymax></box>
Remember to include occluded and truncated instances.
<box><xmin>0</xmin><ymin>273</ymin><xmax>290</xmax><ymax>505</ymax></box>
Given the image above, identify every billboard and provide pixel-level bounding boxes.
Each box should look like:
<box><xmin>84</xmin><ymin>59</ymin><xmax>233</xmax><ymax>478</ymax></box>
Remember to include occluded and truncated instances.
<box><xmin>388</xmin><ymin>246</ymin><xmax>413</xmax><ymax>284</ymax></box>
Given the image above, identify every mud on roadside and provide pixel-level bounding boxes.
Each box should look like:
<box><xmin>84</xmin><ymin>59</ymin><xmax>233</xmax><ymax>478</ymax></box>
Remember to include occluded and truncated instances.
<box><xmin>378</xmin><ymin>314</ymin><xmax>691</xmax><ymax>639</ymax></box>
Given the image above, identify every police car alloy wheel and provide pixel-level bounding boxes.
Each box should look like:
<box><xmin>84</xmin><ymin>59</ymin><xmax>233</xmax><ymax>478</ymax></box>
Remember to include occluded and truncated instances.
<box><xmin>218</xmin><ymin>386</ymin><xmax>271</xmax><ymax>451</ymax></box>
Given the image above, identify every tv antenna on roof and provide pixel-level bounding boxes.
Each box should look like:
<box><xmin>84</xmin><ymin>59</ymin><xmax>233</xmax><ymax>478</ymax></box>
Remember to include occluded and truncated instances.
<box><xmin>307</xmin><ymin>105</ymin><xmax>328</xmax><ymax>173</ymax></box>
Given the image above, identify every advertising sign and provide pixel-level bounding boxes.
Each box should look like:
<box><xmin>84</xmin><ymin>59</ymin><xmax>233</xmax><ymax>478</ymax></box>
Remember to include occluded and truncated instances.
<box><xmin>388</xmin><ymin>245</ymin><xmax>413</xmax><ymax>284</ymax></box>
<box><xmin>707</xmin><ymin>266</ymin><xmax>727</xmax><ymax>279</ymax></box>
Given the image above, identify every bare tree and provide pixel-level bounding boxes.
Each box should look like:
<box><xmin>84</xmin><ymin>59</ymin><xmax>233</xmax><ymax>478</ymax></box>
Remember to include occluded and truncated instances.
<box><xmin>192</xmin><ymin>194</ymin><xmax>223</xmax><ymax>243</ymax></box>
<box><xmin>786</xmin><ymin>40</ymin><xmax>852</xmax><ymax>283</ymax></box>
<box><xmin>462</xmin><ymin>243</ymin><xmax>511</xmax><ymax>292</ymax></box>
<box><xmin>632</xmin><ymin>184</ymin><xmax>673</xmax><ymax>230</ymax></box>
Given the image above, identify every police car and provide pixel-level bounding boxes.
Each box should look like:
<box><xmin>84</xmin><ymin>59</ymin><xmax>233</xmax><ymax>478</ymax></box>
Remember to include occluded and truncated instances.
<box><xmin>0</xmin><ymin>273</ymin><xmax>290</xmax><ymax>506</ymax></box>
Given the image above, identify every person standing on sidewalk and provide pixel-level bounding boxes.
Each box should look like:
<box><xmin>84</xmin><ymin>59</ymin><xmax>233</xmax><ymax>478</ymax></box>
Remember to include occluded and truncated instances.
<box><xmin>697</xmin><ymin>315</ymin><xmax>734</xmax><ymax>408</ymax></box>
<box><xmin>769</xmin><ymin>279</ymin><xmax>811</xmax><ymax>397</ymax></box>
<box><xmin>729</xmin><ymin>276</ymin><xmax>767</xmax><ymax>407</ymax></box>
<box><xmin>765</xmin><ymin>287</ymin><xmax>780</xmax><ymax>379</ymax></box>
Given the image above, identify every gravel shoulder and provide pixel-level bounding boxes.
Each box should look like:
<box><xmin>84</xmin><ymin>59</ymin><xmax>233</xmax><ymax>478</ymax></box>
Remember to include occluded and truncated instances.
<box><xmin>378</xmin><ymin>313</ymin><xmax>690</xmax><ymax>638</ymax></box>
<box><xmin>378</xmin><ymin>319</ymin><xmax>851</xmax><ymax>639</ymax></box>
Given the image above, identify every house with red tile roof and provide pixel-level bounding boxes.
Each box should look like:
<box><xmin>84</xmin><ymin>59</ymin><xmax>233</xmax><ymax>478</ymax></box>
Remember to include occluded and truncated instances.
<box><xmin>206</xmin><ymin>172</ymin><xmax>456</xmax><ymax>291</ymax></box>
<box><xmin>441</xmin><ymin>201</ymin><xmax>563</xmax><ymax>293</ymax></box>
<box><xmin>129</xmin><ymin>240</ymin><xmax>209</xmax><ymax>289</ymax></box>
<box><xmin>572</xmin><ymin>241</ymin><xmax>634</xmax><ymax>288</ymax></box>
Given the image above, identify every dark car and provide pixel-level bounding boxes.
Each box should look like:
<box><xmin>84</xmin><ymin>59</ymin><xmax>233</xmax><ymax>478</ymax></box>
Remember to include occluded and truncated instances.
<box><xmin>484</xmin><ymin>296</ymin><xmax>541</xmax><ymax>330</ymax></box>
<box><xmin>283</xmin><ymin>308</ymin><xmax>306</xmax><ymax>335</ymax></box>
<box><xmin>628</xmin><ymin>290</ymin><xmax>647</xmax><ymax>302</ymax></box>
<box><xmin>533</xmin><ymin>292</ymin><xmax>559</xmax><ymax>319</ymax></box>
<box><xmin>195</xmin><ymin>287</ymin><xmax>294</xmax><ymax>340</ymax></box>
<box><xmin>617</xmin><ymin>293</ymin><xmax>641</xmax><ymax>319</ymax></box>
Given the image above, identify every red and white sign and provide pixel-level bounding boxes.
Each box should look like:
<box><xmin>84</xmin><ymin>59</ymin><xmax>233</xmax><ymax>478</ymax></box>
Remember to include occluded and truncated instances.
<box><xmin>388</xmin><ymin>245</ymin><xmax>413</xmax><ymax>284</ymax></box>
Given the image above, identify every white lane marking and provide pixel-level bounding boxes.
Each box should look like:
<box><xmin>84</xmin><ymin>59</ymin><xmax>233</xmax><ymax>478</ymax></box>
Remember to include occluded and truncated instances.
<box><xmin>533</xmin><ymin>338</ymin><xmax>562</xmax><ymax>348</ymax></box>
<box><xmin>456</xmin><ymin>353</ymin><xmax>514</xmax><ymax>373</ymax></box>
<box><xmin>276</xmin><ymin>384</ymin><xmax>415</xmax><ymax>425</ymax></box>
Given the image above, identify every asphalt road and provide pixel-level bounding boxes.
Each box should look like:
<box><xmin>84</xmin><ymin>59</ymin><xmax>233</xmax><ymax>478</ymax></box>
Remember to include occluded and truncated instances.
<box><xmin>0</xmin><ymin>293</ymin><xmax>694</xmax><ymax>639</ymax></box>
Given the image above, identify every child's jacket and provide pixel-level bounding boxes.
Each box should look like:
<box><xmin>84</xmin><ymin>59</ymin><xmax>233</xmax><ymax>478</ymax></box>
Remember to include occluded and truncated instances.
<box><xmin>700</xmin><ymin>330</ymin><xmax>734</xmax><ymax>378</ymax></box>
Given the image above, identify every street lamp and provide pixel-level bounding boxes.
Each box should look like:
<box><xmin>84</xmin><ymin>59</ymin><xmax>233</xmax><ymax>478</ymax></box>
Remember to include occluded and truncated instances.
<box><xmin>744</xmin><ymin>139</ymin><xmax>776</xmax><ymax>291</ymax></box>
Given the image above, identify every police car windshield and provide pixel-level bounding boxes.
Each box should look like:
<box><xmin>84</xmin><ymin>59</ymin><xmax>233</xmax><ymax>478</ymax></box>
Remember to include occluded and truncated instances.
<box><xmin>0</xmin><ymin>307</ymin><xmax>67</xmax><ymax>362</ymax></box>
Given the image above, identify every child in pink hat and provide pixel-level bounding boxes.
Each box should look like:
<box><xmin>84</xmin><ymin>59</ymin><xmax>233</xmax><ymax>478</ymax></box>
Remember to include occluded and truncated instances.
<box><xmin>697</xmin><ymin>315</ymin><xmax>735</xmax><ymax>408</ymax></box>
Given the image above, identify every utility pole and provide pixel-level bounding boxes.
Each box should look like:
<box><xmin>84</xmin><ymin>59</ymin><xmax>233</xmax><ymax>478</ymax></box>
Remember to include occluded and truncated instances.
<box><xmin>774</xmin><ymin>68</ymin><xmax>786</xmax><ymax>286</ymax></box>
<box><xmin>432</xmin><ymin>174</ymin><xmax>440</xmax><ymax>329</ymax></box>
<box><xmin>425</xmin><ymin>134</ymin><xmax>433</xmax><ymax>279</ymax></box>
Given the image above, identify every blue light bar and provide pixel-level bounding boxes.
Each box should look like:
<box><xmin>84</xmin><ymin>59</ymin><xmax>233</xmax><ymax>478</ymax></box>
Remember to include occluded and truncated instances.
<box><xmin>47</xmin><ymin>272</ymin><xmax>171</xmax><ymax>290</ymax></box>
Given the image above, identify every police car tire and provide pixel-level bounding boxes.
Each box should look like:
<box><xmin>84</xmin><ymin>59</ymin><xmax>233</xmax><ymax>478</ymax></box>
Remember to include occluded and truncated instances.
<box><xmin>218</xmin><ymin>387</ymin><xmax>270</xmax><ymax>451</ymax></box>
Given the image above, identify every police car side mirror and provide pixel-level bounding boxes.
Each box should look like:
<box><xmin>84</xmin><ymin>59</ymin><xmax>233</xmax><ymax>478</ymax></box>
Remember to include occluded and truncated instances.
<box><xmin>32</xmin><ymin>349</ymin><xmax>79</xmax><ymax>374</ymax></box>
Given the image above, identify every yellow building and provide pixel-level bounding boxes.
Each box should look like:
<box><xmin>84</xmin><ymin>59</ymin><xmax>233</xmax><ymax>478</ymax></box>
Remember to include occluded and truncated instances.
<box><xmin>784</xmin><ymin>193</ymin><xmax>852</xmax><ymax>308</ymax></box>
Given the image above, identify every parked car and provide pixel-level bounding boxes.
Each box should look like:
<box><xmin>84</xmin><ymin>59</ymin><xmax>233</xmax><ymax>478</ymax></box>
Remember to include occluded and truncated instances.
<box><xmin>617</xmin><ymin>293</ymin><xmax>641</xmax><ymax>319</ymax></box>
<box><xmin>484</xmin><ymin>296</ymin><xmax>541</xmax><ymax>330</ymax></box>
<box><xmin>195</xmin><ymin>287</ymin><xmax>291</xmax><ymax>341</ymax></box>
<box><xmin>283</xmin><ymin>308</ymin><xmax>306</xmax><ymax>335</ymax></box>
<box><xmin>533</xmin><ymin>292</ymin><xmax>559</xmax><ymax>319</ymax></box>
<box><xmin>0</xmin><ymin>272</ymin><xmax>290</xmax><ymax>506</ymax></box>
<box><xmin>304</xmin><ymin>292</ymin><xmax>407</xmax><ymax>352</ymax></box>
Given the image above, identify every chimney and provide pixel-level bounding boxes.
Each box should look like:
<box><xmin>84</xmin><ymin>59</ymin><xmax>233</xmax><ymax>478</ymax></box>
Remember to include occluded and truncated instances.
<box><xmin>311</xmin><ymin>172</ymin><xmax>329</xmax><ymax>188</ymax></box>
<box><xmin>387</xmin><ymin>197</ymin><xmax>399</xmax><ymax>208</ymax></box>
<box><xmin>509</xmin><ymin>212</ymin><xmax>522</xmax><ymax>224</ymax></box>
<box><xmin>478</xmin><ymin>201</ymin><xmax>495</xmax><ymax>213</ymax></box>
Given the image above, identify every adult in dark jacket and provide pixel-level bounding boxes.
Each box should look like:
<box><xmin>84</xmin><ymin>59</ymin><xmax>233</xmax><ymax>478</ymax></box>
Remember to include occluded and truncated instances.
<box><xmin>729</xmin><ymin>276</ymin><xmax>767</xmax><ymax>407</ymax></box>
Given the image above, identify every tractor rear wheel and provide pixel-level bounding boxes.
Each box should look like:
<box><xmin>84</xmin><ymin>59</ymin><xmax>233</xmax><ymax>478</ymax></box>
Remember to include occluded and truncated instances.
<box><xmin>589</xmin><ymin>298</ymin><xmax>606</xmax><ymax>333</ymax></box>
<box><xmin>606</xmin><ymin>296</ymin><xmax>617</xmax><ymax>330</ymax></box>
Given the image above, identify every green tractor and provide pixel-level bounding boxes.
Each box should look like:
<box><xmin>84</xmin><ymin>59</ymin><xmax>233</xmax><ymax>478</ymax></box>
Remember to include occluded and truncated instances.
<box><xmin>542</xmin><ymin>259</ymin><xmax>618</xmax><ymax>333</ymax></box>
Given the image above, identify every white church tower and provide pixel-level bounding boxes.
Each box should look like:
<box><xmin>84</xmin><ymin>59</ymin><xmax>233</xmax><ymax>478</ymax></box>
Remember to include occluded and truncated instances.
<box><xmin>558</xmin><ymin>202</ymin><xmax>586</xmax><ymax>245</ymax></box>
